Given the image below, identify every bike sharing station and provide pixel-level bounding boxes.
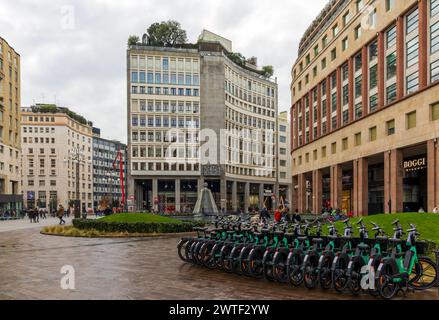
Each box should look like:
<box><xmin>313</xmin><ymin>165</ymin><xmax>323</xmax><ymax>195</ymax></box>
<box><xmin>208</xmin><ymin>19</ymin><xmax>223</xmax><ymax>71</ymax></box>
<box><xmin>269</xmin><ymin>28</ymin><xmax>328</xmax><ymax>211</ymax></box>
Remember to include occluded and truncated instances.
<box><xmin>178</xmin><ymin>215</ymin><xmax>438</xmax><ymax>300</ymax></box>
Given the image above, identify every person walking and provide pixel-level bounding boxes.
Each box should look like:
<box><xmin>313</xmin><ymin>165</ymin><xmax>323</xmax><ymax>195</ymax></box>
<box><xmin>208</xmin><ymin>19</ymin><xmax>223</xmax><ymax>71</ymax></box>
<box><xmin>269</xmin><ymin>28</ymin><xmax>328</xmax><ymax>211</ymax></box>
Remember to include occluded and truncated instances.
<box><xmin>33</xmin><ymin>207</ymin><xmax>39</xmax><ymax>223</ymax></box>
<box><xmin>57</xmin><ymin>205</ymin><xmax>66</xmax><ymax>225</ymax></box>
<box><xmin>274</xmin><ymin>207</ymin><xmax>282</xmax><ymax>223</ymax></box>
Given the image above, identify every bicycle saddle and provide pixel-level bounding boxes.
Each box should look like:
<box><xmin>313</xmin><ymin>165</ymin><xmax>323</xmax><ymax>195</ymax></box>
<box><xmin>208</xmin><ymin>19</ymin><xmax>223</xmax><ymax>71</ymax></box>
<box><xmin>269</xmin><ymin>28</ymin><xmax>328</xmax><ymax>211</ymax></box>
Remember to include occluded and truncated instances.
<box><xmin>312</xmin><ymin>238</ymin><xmax>324</xmax><ymax>244</ymax></box>
<box><xmin>389</xmin><ymin>238</ymin><xmax>403</xmax><ymax>244</ymax></box>
<box><xmin>261</xmin><ymin>228</ymin><xmax>270</xmax><ymax>234</ymax></box>
<box><xmin>376</xmin><ymin>236</ymin><xmax>388</xmax><ymax>241</ymax></box>
<box><xmin>253</xmin><ymin>232</ymin><xmax>262</xmax><ymax>237</ymax></box>
<box><xmin>357</xmin><ymin>243</ymin><xmax>369</xmax><ymax>250</ymax></box>
<box><xmin>298</xmin><ymin>236</ymin><xmax>308</xmax><ymax>242</ymax></box>
<box><xmin>274</xmin><ymin>231</ymin><xmax>285</xmax><ymax>236</ymax></box>
<box><xmin>284</xmin><ymin>233</ymin><xmax>295</xmax><ymax>238</ymax></box>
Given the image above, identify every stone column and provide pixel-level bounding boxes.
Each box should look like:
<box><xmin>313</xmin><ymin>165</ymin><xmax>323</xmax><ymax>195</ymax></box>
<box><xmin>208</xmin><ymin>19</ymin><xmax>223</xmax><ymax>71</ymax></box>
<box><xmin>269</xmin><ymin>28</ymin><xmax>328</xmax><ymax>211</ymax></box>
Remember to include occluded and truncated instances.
<box><xmin>175</xmin><ymin>178</ymin><xmax>181</xmax><ymax>213</ymax></box>
<box><xmin>231</xmin><ymin>181</ymin><xmax>238</xmax><ymax>212</ymax></box>
<box><xmin>353</xmin><ymin>158</ymin><xmax>369</xmax><ymax>216</ymax></box>
<box><xmin>291</xmin><ymin>176</ymin><xmax>298</xmax><ymax>211</ymax></box>
<box><xmin>330</xmin><ymin>165</ymin><xmax>342</xmax><ymax>209</ymax></box>
<box><xmin>297</xmin><ymin>173</ymin><xmax>306</xmax><ymax>213</ymax></box>
<box><xmin>361</xmin><ymin>46</ymin><xmax>369</xmax><ymax>117</ymax></box>
<box><xmin>244</xmin><ymin>182</ymin><xmax>250</xmax><ymax>214</ymax></box>
<box><xmin>312</xmin><ymin>169</ymin><xmax>323</xmax><ymax>215</ymax></box>
<box><xmin>427</xmin><ymin>139</ymin><xmax>439</xmax><ymax>212</ymax></box>
<box><xmin>152</xmin><ymin>178</ymin><xmax>158</xmax><ymax>212</ymax></box>
<box><xmin>418</xmin><ymin>0</ymin><xmax>428</xmax><ymax>89</ymax></box>
<box><xmin>384</xmin><ymin>149</ymin><xmax>403</xmax><ymax>213</ymax></box>
<box><xmin>396</xmin><ymin>16</ymin><xmax>405</xmax><ymax>99</ymax></box>
<box><xmin>220</xmin><ymin>178</ymin><xmax>227</xmax><ymax>213</ymax></box>
<box><xmin>377</xmin><ymin>31</ymin><xmax>385</xmax><ymax>109</ymax></box>
<box><xmin>259</xmin><ymin>183</ymin><xmax>265</xmax><ymax>210</ymax></box>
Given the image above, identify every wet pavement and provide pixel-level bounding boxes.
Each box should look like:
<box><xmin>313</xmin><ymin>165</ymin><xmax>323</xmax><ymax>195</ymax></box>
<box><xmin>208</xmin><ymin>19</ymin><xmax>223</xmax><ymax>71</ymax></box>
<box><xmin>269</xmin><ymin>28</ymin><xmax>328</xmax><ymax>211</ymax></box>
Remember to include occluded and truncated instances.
<box><xmin>0</xmin><ymin>224</ymin><xmax>438</xmax><ymax>300</ymax></box>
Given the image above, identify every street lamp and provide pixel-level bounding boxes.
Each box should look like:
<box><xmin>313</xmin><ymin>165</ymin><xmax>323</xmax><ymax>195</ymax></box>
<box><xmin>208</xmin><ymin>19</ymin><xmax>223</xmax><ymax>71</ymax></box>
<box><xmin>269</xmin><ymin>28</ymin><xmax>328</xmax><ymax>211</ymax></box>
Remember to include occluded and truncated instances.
<box><xmin>64</xmin><ymin>147</ymin><xmax>91</xmax><ymax>219</ymax></box>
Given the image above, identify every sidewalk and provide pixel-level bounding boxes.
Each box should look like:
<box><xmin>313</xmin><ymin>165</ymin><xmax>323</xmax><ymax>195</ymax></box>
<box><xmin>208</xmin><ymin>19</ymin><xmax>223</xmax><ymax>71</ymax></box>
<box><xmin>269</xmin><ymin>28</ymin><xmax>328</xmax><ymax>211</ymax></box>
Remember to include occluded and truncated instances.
<box><xmin>0</xmin><ymin>217</ymin><xmax>73</xmax><ymax>233</ymax></box>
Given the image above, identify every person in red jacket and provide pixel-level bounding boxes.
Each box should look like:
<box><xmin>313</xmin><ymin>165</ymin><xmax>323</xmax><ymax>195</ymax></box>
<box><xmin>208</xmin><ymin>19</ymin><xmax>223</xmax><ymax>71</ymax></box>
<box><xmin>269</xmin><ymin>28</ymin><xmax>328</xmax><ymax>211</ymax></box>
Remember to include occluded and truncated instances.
<box><xmin>274</xmin><ymin>207</ymin><xmax>282</xmax><ymax>223</ymax></box>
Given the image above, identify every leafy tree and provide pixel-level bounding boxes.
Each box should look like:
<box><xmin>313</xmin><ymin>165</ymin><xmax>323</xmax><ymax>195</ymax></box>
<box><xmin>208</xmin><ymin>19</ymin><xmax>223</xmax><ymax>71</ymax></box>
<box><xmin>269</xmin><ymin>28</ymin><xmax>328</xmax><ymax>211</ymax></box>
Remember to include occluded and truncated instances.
<box><xmin>261</xmin><ymin>65</ymin><xmax>274</xmax><ymax>78</ymax></box>
<box><xmin>227</xmin><ymin>52</ymin><xmax>246</xmax><ymax>66</ymax></box>
<box><xmin>144</xmin><ymin>20</ymin><xmax>188</xmax><ymax>47</ymax></box>
<box><xmin>128</xmin><ymin>35</ymin><xmax>140</xmax><ymax>46</ymax></box>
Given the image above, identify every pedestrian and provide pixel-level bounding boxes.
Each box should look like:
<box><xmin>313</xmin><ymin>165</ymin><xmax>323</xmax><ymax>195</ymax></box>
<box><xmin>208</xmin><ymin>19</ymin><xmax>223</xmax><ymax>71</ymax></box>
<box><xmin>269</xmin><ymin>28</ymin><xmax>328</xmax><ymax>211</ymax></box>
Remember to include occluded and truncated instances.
<box><xmin>33</xmin><ymin>207</ymin><xmax>39</xmax><ymax>223</ymax></box>
<box><xmin>28</xmin><ymin>209</ymin><xmax>33</xmax><ymax>223</ymax></box>
<box><xmin>57</xmin><ymin>205</ymin><xmax>66</xmax><ymax>225</ymax></box>
<box><xmin>274</xmin><ymin>207</ymin><xmax>281</xmax><ymax>223</ymax></box>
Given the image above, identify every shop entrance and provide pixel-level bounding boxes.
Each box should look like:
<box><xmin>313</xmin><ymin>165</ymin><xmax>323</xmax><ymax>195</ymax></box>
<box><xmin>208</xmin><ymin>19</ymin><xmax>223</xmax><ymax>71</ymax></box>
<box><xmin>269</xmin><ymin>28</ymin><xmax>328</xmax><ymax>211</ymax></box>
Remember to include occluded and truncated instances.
<box><xmin>403</xmin><ymin>152</ymin><xmax>428</xmax><ymax>212</ymax></box>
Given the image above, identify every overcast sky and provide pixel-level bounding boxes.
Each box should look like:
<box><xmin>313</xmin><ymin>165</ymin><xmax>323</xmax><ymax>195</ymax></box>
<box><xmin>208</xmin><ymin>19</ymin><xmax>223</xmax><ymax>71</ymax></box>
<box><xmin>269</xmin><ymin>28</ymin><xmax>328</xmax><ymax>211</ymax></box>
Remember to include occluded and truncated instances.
<box><xmin>1</xmin><ymin>0</ymin><xmax>328</xmax><ymax>143</ymax></box>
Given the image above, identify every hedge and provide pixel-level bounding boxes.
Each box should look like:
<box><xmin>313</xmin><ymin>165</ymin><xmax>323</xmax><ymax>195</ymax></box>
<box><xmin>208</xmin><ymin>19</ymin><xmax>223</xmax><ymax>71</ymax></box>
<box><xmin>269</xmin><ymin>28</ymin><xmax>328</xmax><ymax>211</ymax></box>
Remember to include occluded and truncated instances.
<box><xmin>72</xmin><ymin>219</ymin><xmax>204</xmax><ymax>234</ymax></box>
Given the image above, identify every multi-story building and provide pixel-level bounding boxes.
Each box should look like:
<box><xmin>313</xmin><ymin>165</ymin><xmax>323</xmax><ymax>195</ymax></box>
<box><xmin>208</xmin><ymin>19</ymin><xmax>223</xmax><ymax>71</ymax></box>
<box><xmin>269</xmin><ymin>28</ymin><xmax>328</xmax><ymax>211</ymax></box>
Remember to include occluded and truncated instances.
<box><xmin>21</xmin><ymin>105</ymin><xmax>94</xmax><ymax>212</ymax></box>
<box><xmin>291</xmin><ymin>0</ymin><xmax>439</xmax><ymax>215</ymax></box>
<box><xmin>278</xmin><ymin>111</ymin><xmax>292</xmax><ymax>206</ymax></box>
<box><xmin>127</xmin><ymin>30</ymin><xmax>278</xmax><ymax>214</ymax></box>
<box><xmin>92</xmin><ymin>127</ymin><xmax>127</xmax><ymax>210</ymax></box>
<box><xmin>0</xmin><ymin>37</ymin><xmax>22</xmax><ymax>212</ymax></box>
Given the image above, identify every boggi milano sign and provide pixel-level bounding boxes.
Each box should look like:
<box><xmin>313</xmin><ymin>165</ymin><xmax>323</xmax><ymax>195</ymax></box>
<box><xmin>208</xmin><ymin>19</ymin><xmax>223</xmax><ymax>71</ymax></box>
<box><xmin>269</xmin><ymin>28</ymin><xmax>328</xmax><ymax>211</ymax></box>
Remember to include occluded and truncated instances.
<box><xmin>404</xmin><ymin>157</ymin><xmax>427</xmax><ymax>172</ymax></box>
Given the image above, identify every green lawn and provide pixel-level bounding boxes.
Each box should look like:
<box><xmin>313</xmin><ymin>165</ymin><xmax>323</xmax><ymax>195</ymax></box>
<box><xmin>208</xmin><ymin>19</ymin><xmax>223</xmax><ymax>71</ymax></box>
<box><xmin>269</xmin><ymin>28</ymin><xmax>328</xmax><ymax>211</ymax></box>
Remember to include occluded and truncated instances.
<box><xmin>330</xmin><ymin>213</ymin><xmax>439</xmax><ymax>244</ymax></box>
<box><xmin>100</xmin><ymin>213</ymin><xmax>183</xmax><ymax>224</ymax></box>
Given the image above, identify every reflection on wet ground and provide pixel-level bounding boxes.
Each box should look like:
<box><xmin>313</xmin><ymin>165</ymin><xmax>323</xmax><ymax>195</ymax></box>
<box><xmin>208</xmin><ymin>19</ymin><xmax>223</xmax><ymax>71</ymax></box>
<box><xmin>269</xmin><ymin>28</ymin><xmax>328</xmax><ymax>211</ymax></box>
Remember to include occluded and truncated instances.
<box><xmin>0</xmin><ymin>226</ymin><xmax>437</xmax><ymax>300</ymax></box>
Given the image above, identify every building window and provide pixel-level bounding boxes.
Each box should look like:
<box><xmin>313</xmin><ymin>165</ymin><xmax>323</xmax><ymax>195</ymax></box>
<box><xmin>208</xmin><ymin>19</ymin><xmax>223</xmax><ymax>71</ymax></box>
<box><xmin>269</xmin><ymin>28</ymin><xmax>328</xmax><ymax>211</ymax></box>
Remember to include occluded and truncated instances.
<box><xmin>431</xmin><ymin>102</ymin><xmax>439</xmax><ymax>121</ymax></box>
<box><xmin>406</xmin><ymin>37</ymin><xmax>419</xmax><ymax>68</ymax></box>
<box><xmin>342</xmin><ymin>37</ymin><xmax>349</xmax><ymax>51</ymax></box>
<box><xmin>331</xmin><ymin>93</ymin><xmax>337</xmax><ymax>112</ymax></box>
<box><xmin>432</xmin><ymin>0</ymin><xmax>439</xmax><ymax>17</ymax></box>
<box><xmin>386</xmin><ymin>0</ymin><xmax>395</xmax><ymax>11</ymax></box>
<box><xmin>356</xmin><ymin>0</ymin><xmax>364</xmax><ymax>13</ymax></box>
<box><xmin>343</xmin><ymin>11</ymin><xmax>351</xmax><ymax>27</ymax></box>
<box><xmin>355</xmin><ymin>75</ymin><xmax>362</xmax><ymax>98</ymax></box>
<box><xmin>331</xmin><ymin>48</ymin><xmax>337</xmax><ymax>61</ymax></box>
<box><xmin>354</xmin><ymin>24</ymin><xmax>362</xmax><ymax>40</ymax></box>
<box><xmin>321</xmin><ymin>58</ymin><xmax>327</xmax><ymax>69</ymax></box>
<box><xmin>342</xmin><ymin>85</ymin><xmax>349</xmax><ymax>105</ymax></box>
<box><xmin>331</xmin><ymin>142</ymin><xmax>337</xmax><ymax>154</ymax></box>
<box><xmin>369</xmin><ymin>40</ymin><xmax>378</xmax><ymax>61</ymax></box>
<box><xmin>386</xmin><ymin>52</ymin><xmax>397</xmax><ymax>79</ymax></box>
<box><xmin>322</xmin><ymin>146</ymin><xmax>327</xmax><ymax>158</ymax></box>
<box><xmin>369</xmin><ymin>94</ymin><xmax>378</xmax><ymax>112</ymax></box>
<box><xmin>386</xmin><ymin>25</ymin><xmax>397</xmax><ymax>48</ymax></box>
<box><xmin>342</xmin><ymin>138</ymin><xmax>348</xmax><ymax>151</ymax></box>
<box><xmin>386</xmin><ymin>119</ymin><xmax>396</xmax><ymax>135</ymax></box>
<box><xmin>355</xmin><ymin>102</ymin><xmax>363</xmax><ymax>119</ymax></box>
<box><xmin>369</xmin><ymin>126</ymin><xmax>377</xmax><ymax>141</ymax></box>
<box><xmin>369</xmin><ymin>65</ymin><xmax>378</xmax><ymax>89</ymax></box>
<box><xmin>314</xmin><ymin>45</ymin><xmax>319</xmax><ymax>56</ymax></box>
<box><xmin>342</xmin><ymin>63</ymin><xmax>349</xmax><ymax>81</ymax></box>
<box><xmin>332</xmin><ymin>24</ymin><xmax>339</xmax><ymax>37</ymax></box>
<box><xmin>406</xmin><ymin>8</ymin><xmax>419</xmax><ymax>35</ymax></box>
<box><xmin>406</xmin><ymin>111</ymin><xmax>417</xmax><ymax>129</ymax></box>
<box><xmin>431</xmin><ymin>21</ymin><xmax>439</xmax><ymax>54</ymax></box>
<box><xmin>406</xmin><ymin>72</ymin><xmax>419</xmax><ymax>94</ymax></box>
<box><xmin>354</xmin><ymin>132</ymin><xmax>362</xmax><ymax>146</ymax></box>
<box><xmin>322</xmin><ymin>35</ymin><xmax>328</xmax><ymax>48</ymax></box>
<box><xmin>355</xmin><ymin>53</ymin><xmax>362</xmax><ymax>71</ymax></box>
<box><xmin>343</xmin><ymin>110</ymin><xmax>349</xmax><ymax>125</ymax></box>
<box><xmin>386</xmin><ymin>83</ymin><xmax>397</xmax><ymax>104</ymax></box>
<box><xmin>331</xmin><ymin>116</ymin><xmax>337</xmax><ymax>130</ymax></box>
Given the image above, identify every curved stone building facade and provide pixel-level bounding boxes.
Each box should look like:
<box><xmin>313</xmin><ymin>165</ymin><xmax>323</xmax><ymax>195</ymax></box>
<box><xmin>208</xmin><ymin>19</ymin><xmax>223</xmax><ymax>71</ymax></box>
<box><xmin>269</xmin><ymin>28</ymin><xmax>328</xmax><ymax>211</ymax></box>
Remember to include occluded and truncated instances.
<box><xmin>290</xmin><ymin>0</ymin><xmax>439</xmax><ymax>215</ymax></box>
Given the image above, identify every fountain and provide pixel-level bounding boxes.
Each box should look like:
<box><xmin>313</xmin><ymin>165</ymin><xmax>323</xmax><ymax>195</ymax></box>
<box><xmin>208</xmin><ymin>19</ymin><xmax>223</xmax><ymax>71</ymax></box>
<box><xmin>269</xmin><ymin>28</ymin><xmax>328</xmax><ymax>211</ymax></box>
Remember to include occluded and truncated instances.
<box><xmin>193</xmin><ymin>183</ymin><xmax>221</xmax><ymax>221</ymax></box>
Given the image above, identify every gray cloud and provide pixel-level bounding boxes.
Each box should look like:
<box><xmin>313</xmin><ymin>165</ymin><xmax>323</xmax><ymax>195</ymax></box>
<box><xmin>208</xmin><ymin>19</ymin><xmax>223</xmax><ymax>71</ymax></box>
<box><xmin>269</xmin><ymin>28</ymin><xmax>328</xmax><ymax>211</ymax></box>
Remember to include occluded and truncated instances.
<box><xmin>0</xmin><ymin>0</ymin><xmax>328</xmax><ymax>143</ymax></box>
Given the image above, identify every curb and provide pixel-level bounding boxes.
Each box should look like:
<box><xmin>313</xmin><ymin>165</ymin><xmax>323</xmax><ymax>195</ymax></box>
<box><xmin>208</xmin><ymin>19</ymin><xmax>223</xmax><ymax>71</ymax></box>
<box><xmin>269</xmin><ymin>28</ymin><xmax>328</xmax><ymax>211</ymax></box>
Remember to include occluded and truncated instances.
<box><xmin>40</xmin><ymin>230</ymin><xmax>196</xmax><ymax>239</ymax></box>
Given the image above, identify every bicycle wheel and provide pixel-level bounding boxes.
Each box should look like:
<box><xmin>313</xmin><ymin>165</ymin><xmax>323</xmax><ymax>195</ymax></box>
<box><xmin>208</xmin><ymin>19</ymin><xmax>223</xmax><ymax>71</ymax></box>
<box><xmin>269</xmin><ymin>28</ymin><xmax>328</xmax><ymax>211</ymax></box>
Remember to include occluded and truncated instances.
<box><xmin>333</xmin><ymin>254</ymin><xmax>350</xmax><ymax>293</ymax></box>
<box><xmin>319</xmin><ymin>253</ymin><xmax>334</xmax><ymax>290</ymax></box>
<box><xmin>220</xmin><ymin>244</ymin><xmax>234</xmax><ymax>273</ymax></box>
<box><xmin>229</xmin><ymin>246</ymin><xmax>243</xmax><ymax>274</ymax></box>
<box><xmin>263</xmin><ymin>249</ymin><xmax>275</xmax><ymax>282</ymax></box>
<box><xmin>377</xmin><ymin>259</ymin><xmax>399</xmax><ymax>300</ymax></box>
<box><xmin>303</xmin><ymin>254</ymin><xmax>319</xmax><ymax>289</ymax></box>
<box><xmin>200</xmin><ymin>242</ymin><xmax>215</xmax><ymax>269</ymax></box>
<box><xmin>239</xmin><ymin>246</ymin><xmax>253</xmax><ymax>276</ymax></box>
<box><xmin>409</xmin><ymin>256</ymin><xmax>438</xmax><ymax>290</ymax></box>
<box><xmin>177</xmin><ymin>239</ymin><xmax>191</xmax><ymax>262</ymax></box>
<box><xmin>211</xmin><ymin>243</ymin><xmax>224</xmax><ymax>269</ymax></box>
<box><xmin>273</xmin><ymin>250</ymin><xmax>289</xmax><ymax>283</ymax></box>
<box><xmin>287</xmin><ymin>251</ymin><xmax>304</xmax><ymax>287</ymax></box>
<box><xmin>248</xmin><ymin>248</ymin><xmax>264</xmax><ymax>278</ymax></box>
<box><xmin>348</xmin><ymin>257</ymin><xmax>364</xmax><ymax>295</ymax></box>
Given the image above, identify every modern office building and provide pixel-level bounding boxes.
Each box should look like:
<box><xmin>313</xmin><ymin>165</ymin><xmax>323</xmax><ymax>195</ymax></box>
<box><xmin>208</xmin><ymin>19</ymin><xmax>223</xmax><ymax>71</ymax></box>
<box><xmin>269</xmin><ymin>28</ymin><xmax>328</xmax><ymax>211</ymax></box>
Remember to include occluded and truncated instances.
<box><xmin>278</xmin><ymin>111</ymin><xmax>292</xmax><ymax>206</ymax></box>
<box><xmin>0</xmin><ymin>37</ymin><xmax>22</xmax><ymax>211</ymax></box>
<box><xmin>127</xmin><ymin>30</ymin><xmax>278</xmax><ymax>214</ymax></box>
<box><xmin>21</xmin><ymin>105</ymin><xmax>94</xmax><ymax>212</ymax></box>
<box><xmin>290</xmin><ymin>0</ymin><xmax>439</xmax><ymax>215</ymax></box>
<box><xmin>92</xmin><ymin>127</ymin><xmax>127</xmax><ymax>210</ymax></box>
